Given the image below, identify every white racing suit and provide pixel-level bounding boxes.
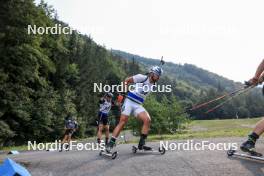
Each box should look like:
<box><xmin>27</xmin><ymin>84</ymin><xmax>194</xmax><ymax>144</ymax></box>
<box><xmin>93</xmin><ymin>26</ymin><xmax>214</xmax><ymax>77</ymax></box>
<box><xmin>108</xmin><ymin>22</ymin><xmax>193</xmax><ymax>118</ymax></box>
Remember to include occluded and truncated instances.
<box><xmin>121</xmin><ymin>74</ymin><xmax>154</xmax><ymax>117</ymax></box>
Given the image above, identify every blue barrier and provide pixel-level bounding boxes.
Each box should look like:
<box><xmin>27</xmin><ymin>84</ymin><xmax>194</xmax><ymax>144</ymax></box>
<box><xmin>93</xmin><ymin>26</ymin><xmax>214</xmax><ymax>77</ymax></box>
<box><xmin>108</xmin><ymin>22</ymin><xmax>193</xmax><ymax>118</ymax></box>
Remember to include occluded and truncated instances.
<box><xmin>0</xmin><ymin>158</ymin><xmax>31</xmax><ymax>176</ymax></box>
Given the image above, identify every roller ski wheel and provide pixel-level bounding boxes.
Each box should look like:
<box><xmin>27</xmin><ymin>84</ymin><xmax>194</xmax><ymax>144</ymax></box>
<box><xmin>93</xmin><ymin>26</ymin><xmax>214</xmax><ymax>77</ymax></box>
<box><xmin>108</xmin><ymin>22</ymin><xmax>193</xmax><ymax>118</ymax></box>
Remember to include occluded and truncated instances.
<box><xmin>248</xmin><ymin>150</ymin><xmax>263</xmax><ymax>157</ymax></box>
<box><xmin>65</xmin><ymin>144</ymin><xmax>70</xmax><ymax>152</ymax></box>
<box><xmin>99</xmin><ymin>149</ymin><xmax>118</xmax><ymax>160</ymax></box>
<box><xmin>132</xmin><ymin>146</ymin><xmax>166</xmax><ymax>155</ymax></box>
<box><xmin>111</xmin><ymin>151</ymin><xmax>118</xmax><ymax>159</ymax></box>
<box><xmin>132</xmin><ymin>146</ymin><xmax>137</xmax><ymax>153</ymax></box>
<box><xmin>158</xmin><ymin>146</ymin><xmax>166</xmax><ymax>155</ymax></box>
<box><xmin>227</xmin><ymin>149</ymin><xmax>235</xmax><ymax>157</ymax></box>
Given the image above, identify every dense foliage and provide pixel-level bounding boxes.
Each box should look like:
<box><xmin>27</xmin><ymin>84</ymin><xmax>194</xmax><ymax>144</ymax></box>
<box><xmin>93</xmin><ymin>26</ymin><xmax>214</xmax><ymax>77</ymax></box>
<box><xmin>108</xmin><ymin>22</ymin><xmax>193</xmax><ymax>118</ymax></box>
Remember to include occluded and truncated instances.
<box><xmin>0</xmin><ymin>0</ymin><xmax>188</xmax><ymax>147</ymax></box>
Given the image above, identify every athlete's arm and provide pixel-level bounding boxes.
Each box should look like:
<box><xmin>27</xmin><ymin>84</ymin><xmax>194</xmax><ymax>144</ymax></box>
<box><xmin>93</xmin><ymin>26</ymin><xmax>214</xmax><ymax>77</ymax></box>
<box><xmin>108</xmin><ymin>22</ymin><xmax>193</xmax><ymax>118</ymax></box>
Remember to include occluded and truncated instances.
<box><xmin>64</xmin><ymin>120</ymin><xmax>67</xmax><ymax>130</ymax></box>
<box><xmin>251</xmin><ymin>59</ymin><xmax>264</xmax><ymax>84</ymax></box>
<box><xmin>99</xmin><ymin>97</ymin><xmax>105</xmax><ymax>104</ymax></box>
<box><xmin>74</xmin><ymin>122</ymin><xmax>78</xmax><ymax>131</ymax></box>
<box><xmin>123</xmin><ymin>74</ymin><xmax>146</xmax><ymax>92</ymax></box>
<box><xmin>124</xmin><ymin>77</ymin><xmax>134</xmax><ymax>84</ymax></box>
<box><xmin>123</xmin><ymin>77</ymin><xmax>134</xmax><ymax>93</ymax></box>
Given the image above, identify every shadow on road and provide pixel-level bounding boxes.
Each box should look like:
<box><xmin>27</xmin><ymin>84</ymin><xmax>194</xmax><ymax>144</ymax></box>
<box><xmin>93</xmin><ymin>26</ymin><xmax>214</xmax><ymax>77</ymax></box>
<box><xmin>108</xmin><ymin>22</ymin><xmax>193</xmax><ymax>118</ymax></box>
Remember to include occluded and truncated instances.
<box><xmin>228</xmin><ymin>156</ymin><xmax>264</xmax><ymax>176</ymax></box>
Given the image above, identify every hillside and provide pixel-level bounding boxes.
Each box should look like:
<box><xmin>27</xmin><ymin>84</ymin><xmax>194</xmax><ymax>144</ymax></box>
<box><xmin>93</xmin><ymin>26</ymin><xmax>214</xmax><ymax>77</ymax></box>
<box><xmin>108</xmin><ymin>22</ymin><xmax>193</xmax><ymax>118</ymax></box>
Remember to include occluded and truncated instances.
<box><xmin>112</xmin><ymin>50</ymin><xmax>238</xmax><ymax>91</ymax></box>
<box><xmin>112</xmin><ymin>50</ymin><xmax>264</xmax><ymax>119</ymax></box>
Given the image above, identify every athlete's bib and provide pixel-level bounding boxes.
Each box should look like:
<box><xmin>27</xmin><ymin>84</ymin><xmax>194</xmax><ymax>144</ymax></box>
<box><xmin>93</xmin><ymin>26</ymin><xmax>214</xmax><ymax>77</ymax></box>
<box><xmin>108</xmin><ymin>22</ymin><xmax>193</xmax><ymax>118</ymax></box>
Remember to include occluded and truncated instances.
<box><xmin>99</xmin><ymin>99</ymin><xmax>112</xmax><ymax>114</ymax></box>
<box><xmin>127</xmin><ymin>74</ymin><xmax>154</xmax><ymax>104</ymax></box>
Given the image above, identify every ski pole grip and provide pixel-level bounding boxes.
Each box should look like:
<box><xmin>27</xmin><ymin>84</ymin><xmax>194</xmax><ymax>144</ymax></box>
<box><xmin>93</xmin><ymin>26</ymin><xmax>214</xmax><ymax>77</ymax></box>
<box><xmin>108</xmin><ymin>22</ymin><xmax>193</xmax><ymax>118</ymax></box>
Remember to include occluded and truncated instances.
<box><xmin>259</xmin><ymin>76</ymin><xmax>264</xmax><ymax>84</ymax></box>
<box><xmin>244</xmin><ymin>81</ymin><xmax>252</xmax><ymax>87</ymax></box>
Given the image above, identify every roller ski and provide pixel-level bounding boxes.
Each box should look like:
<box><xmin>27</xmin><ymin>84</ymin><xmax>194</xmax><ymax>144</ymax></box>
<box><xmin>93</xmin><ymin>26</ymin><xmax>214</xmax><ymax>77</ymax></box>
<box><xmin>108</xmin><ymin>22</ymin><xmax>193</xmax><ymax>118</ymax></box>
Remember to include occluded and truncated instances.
<box><xmin>99</xmin><ymin>148</ymin><xmax>118</xmax><ymax>160</ymax></box>
<box><xmin>227</xmin><ymin>149</ymin><xmax>264</xmax><ymax>161</ymax></box>
<box><xmin>227</xmin><ymin>139</ymin><xmax>263</xmax><ymax>161</ymax></box>
<box><xmin>132</xmin><ymin>145</ymin><xmax>166</xmax><ymax>155</ymax></box>
<box><xmin>59</xmin><ymin>143</ymin><xmax>70</xmax><ymax>152</ymax></box>
<box><xmin>99</xmin><ymin>141</ymin><xmax>118</xmax><ymax>159</ymax></box>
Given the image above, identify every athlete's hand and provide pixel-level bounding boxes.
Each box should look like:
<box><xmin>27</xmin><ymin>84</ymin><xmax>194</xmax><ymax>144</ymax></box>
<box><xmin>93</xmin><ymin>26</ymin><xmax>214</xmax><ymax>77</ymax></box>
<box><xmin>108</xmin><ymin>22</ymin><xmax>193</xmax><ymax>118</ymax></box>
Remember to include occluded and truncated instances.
<box><xmin>248</xmin><ymin>77</ymin><xmax>259</xmax><ymax>86</ymax></box>
<box><xmin>258</xmin><ymin>76</ymin><xmax>264</xmax><ymax>84</ymax></box>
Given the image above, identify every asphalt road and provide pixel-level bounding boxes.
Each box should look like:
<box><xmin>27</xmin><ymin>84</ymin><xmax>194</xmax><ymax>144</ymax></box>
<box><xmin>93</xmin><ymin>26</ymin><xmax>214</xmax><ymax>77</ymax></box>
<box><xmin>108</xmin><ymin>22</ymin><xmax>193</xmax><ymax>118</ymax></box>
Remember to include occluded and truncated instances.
<box><xmin>1</xmin><ymin>137</ymin><xmax>264</xmax><ymax>176</ymax></box>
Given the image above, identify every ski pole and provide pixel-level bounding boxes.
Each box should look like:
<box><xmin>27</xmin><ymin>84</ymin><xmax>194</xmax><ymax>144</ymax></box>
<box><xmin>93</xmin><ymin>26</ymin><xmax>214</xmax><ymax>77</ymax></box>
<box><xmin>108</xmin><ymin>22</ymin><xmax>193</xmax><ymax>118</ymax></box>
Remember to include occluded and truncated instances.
<box><xmin>175</xmin><ymin>86</ymin><xmax>251</xmax><ymax>116</ymax></box>
<box><xmin>160</xmin><ymin>56</ymin><xmax>165</xmax><ymax>66</ymax></box>
<box><xmin>189</xmin><ymin>87</ymin><xmax>246</xmax><ymax>111</ymax></box>
<box><xmin>205</xmin><ymin>85</ymin><xmax>255</xmax><ymax>114</ymax></box>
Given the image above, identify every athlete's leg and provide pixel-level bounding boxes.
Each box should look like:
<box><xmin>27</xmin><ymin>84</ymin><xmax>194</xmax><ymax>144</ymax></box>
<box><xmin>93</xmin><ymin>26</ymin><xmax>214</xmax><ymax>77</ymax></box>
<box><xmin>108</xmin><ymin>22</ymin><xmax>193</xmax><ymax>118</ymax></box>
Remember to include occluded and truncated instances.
<box><xmin>113</xmin><ymin>114</ymin><xmax>129</xmax><ymax>137</ymax></box>
<box><xmin>136</xmin><ymin>111</ymin><xmax>151</xmax><ymax>150</ymax></box>
<box><xmin>137</xmin><ymin>111</ymin><xmax>151</xmax><ymax>134</ymax></box>
<box><xmin>61</xmin><ymin>134</ymin><xmax>68</xmax><ymax>144</ymax></box>
<box><xmin>253</xmin><ymin>118</ymin><xmax>264</xmax><ymax>135</ymax></box>
<box><xmin>68</xmin><ymin>133</ymin><xmax>72</xmax><ymax>142</ymax></box>
<box><xmin>108</xmin><ymin>114</ymin><xmax>129</xmax><ymax>149</ymax></box>
<box><xmin>241</xmin><ymin>118</ymin><xmax>264</xmax><ymax>152</ymax></box>
<box><xmin>104</xmin><ymin>125</ymin><xmax>110</xmax><ymax>145</ymax></box>
<box><xmin>97</xmin><ymin>124</ymin><xmax>103</xmax><ymax>143</ymax></box>
<box><xmin>66</xmin><ymin>134</ymin><xmax>72</xmax><ymax>150</ymax></box>
<box><xmin>60</xmin><ymin>132</ymin><xmax>69</xmax><ymax>151</ymax></box>
<box><xmin>102</xmin><ymin>116</ymin><xmax>110</xmax><ymax>144</ymax></box>
<box><xmin>107</xmin><ymin>99</ymin><xmax>132</xmax><ymax>151</ymax></box>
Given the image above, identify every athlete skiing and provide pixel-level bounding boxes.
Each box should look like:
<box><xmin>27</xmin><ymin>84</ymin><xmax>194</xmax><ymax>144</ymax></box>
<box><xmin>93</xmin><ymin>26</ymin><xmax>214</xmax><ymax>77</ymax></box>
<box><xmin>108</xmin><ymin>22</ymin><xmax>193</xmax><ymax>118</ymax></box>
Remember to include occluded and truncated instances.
<box><xmin>240</xmin><ymin>59</ymin><xmax>264</xmax><ymax>154</ymax></box>
<box><xmin>60</xmin><ymin>115</ymin><xmax>78</xmax><ymax>151</ymax></box>
<box><xmin>105</xmin><ymin>66</ymin><xmax>163</xmax><ymax>152</ymax></box>
<box><xmin>97</xmin><ymin>93</ymin><xmax>113</xmax><ymax>145</ymax></box>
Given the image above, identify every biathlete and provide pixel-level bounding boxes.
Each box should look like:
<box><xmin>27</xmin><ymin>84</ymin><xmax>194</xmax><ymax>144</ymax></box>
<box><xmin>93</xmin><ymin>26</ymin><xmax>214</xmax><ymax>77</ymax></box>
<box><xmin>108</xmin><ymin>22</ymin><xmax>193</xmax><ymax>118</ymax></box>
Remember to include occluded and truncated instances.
<box><xmin>97</xmin><ymin>93</ymin><xmax>113</xmax><ymax>145</ymax></box>
<box><xmin>106</xmin><ymin>66</ymin><xmax>163</xmax><ymax>152</ymax></box>
<box><xmin>240</xmin><ymin>59</ymin><xmax>264</xmax><ymax>154</ymax></box>
<box><xmin>60</xmin><ymin>116</ymin><xmax>78</xmax><ymax>151</ymax></box>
